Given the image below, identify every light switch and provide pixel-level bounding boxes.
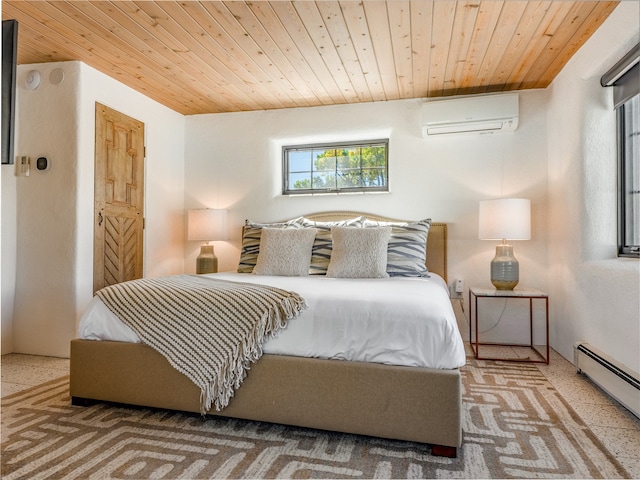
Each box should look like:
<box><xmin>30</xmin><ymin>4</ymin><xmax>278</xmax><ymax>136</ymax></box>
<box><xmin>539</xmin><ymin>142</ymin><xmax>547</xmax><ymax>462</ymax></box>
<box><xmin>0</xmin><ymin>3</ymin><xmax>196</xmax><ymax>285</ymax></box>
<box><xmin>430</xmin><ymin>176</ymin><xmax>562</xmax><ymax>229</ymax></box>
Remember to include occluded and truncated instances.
<box><xmin>15</xmin><ymin>156</ymin><xmax>29</xmax><ymax>177</ymax></box>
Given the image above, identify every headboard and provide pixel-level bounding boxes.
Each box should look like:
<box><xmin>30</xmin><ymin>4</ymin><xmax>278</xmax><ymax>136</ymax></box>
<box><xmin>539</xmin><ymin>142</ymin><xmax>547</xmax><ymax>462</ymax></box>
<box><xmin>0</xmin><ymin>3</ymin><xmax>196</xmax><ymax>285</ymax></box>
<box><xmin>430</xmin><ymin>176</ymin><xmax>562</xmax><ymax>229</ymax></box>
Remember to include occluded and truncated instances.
<box><xmin>305</xmin><ymin>211</ymin><xmax>448</xmax><ymax>282</ymax></box>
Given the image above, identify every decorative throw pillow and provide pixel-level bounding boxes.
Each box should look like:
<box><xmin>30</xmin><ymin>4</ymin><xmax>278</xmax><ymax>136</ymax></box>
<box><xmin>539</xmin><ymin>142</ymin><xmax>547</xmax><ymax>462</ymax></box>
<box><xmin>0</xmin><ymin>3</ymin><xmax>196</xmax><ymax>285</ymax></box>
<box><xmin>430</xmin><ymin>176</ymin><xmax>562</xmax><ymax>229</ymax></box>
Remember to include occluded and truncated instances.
<box><xmin>301</xmin><ymin>216</ymin><xmax>365</xmax><ymax>275</ymax></box>
<box><xmin>253</xmin><ymin>227</ymin><xmax>317</xmax><ymax>276</ymax></box>
<box><xmin>363</xmin><ymin>218</ymin><xmax>431</xmax><ymax>277</ymax></box>
<box><xmin>237</xmin><ymin>217</ymin><xmax>304</xmax><ymax>273</ymax></box>
<box><xmin>326</xmin><ymin>226</ymin><xmax>391</xmax><ymax>278</ymax></box>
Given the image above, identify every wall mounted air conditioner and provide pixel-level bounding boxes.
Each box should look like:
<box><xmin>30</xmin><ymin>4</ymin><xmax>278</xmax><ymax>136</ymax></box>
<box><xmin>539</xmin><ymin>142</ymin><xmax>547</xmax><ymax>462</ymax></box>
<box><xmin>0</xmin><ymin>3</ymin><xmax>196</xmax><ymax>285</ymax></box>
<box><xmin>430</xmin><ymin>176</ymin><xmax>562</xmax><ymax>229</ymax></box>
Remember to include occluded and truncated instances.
<box><xmin>421</xmin><ymin>93</ymin><xmax>519</xmax><ymax>137</ymax></box>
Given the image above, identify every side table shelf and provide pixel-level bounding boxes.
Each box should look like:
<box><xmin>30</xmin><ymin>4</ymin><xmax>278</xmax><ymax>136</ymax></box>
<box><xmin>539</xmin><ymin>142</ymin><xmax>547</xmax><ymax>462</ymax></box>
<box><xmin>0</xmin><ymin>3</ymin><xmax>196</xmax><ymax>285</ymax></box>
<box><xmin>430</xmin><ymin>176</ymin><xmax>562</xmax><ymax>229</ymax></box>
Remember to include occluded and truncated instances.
<box><xmin>469</xmin><ymin>287</ymin><xmax>549</xmax><ymax>364</ymax></box>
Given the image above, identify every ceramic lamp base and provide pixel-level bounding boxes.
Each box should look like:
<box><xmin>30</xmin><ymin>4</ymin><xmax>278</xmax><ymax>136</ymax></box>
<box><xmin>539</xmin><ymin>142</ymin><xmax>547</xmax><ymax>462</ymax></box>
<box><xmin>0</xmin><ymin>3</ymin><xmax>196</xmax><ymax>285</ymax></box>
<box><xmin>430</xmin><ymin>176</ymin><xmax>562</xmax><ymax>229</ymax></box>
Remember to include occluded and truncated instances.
<box><xmin>196</xmin><ymin>245</ymin><xmax>218</xmax><ymax>274</ymax></box>
<box><xmin>490</xmin><ymin>244</ymin><xmax>519</xmax><ymax>290</ymax></box>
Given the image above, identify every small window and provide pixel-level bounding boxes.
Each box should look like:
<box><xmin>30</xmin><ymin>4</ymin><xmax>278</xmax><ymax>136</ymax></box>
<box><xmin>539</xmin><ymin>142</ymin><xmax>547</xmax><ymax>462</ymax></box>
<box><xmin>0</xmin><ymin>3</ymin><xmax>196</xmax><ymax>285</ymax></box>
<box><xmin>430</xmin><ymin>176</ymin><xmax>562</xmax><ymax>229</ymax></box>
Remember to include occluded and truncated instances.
<box><xmin>618</xmin><ymin>94</ymin><xmax>640</xmax><ymax>257</ymax></box>
<box><xmin>283</xmin><ymin>140</ymin><xmax>388</xmax><ymax>195</ymax></box>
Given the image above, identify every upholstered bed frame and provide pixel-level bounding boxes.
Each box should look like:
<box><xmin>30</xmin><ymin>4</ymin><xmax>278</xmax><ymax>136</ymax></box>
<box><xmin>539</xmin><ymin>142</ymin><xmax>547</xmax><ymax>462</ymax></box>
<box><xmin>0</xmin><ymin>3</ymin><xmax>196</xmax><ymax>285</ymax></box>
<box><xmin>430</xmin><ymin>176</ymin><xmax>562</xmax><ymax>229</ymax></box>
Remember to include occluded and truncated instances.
<box><xmin>70</xmin><ymin>212</ymin><xmax>462</xmax><ymax>457</ymax></box>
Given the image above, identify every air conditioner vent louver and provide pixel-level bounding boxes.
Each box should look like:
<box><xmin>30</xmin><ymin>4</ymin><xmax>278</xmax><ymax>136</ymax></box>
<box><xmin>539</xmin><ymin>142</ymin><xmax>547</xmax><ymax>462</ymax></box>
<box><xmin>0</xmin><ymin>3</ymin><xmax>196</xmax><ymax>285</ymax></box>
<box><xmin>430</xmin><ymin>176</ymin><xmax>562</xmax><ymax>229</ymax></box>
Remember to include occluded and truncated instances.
<box><xmin>422</xmin><ymin>93</ymin><xmax>519</xmax><ymax>137</ymax></box>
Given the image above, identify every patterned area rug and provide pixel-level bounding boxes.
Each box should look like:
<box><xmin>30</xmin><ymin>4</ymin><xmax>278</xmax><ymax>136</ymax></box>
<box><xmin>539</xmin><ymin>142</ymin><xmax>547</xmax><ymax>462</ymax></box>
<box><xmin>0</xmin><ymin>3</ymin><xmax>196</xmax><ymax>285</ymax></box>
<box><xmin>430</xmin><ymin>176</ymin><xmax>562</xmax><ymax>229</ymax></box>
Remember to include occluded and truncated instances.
<box><xmin>1</xmin><ymin>358</ymin><xmax>629</xmax><ymax>479</ymax></box>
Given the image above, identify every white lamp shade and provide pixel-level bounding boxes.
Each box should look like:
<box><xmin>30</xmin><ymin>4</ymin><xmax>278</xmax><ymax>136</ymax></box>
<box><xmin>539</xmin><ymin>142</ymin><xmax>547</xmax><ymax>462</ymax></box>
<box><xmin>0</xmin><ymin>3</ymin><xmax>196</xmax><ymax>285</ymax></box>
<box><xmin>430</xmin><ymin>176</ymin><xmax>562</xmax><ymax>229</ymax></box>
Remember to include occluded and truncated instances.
<box><xmin>479</xmin><ymin>198</ymin><xmax>531</xmax><ymax>241</ymax></box>
<box><xmin>188</xmin><ymin>209</ymin><xmax>227</xmax><ymax>241</ymax></box>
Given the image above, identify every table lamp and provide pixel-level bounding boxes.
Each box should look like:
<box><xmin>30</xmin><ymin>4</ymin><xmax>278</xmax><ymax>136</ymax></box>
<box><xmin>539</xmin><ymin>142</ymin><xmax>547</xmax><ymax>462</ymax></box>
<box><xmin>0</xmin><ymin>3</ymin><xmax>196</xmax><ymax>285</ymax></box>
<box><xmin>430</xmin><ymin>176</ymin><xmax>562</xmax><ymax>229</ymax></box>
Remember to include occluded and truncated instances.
<box><xmin>188</xmin><ymin>209</ymin><xmax>227</xmax><ymax>274</ymax></box>
<box><xmin>479</xmin><ymin>198</ymin><xmax>531</xmax><ymax>290</ymax></box>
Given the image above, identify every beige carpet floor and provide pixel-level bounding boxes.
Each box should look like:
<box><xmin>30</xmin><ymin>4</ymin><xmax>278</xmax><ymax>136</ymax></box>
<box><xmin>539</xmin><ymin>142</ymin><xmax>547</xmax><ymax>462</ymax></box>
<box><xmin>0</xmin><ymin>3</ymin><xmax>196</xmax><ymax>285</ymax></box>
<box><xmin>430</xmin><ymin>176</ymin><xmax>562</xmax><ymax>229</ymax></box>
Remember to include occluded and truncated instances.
<box><xmin>1</xmin><ymin>358</ymin><xmax>630</xmax><ymax>479</ymax></box>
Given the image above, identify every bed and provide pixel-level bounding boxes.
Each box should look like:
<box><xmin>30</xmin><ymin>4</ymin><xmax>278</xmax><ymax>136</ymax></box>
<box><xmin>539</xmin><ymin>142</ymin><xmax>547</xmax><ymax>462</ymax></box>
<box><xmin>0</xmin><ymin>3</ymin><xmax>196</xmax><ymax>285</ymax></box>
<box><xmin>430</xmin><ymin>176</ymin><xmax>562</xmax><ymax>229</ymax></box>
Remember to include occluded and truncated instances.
<box><xmin>70</xmin><ymin>212</ymin><xmax>465</xmax><ymax>457</ymax></box>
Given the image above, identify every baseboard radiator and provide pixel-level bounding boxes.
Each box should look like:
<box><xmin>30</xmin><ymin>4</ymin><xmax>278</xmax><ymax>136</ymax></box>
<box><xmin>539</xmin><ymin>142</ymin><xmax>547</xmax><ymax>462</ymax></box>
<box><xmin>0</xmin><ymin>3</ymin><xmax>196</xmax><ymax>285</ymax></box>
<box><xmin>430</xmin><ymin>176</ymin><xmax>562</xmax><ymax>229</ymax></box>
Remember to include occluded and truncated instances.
<box><xmin>574</xmin><ymin>342</ymin><xmax>640</xmax><ymax>418</ymax></box>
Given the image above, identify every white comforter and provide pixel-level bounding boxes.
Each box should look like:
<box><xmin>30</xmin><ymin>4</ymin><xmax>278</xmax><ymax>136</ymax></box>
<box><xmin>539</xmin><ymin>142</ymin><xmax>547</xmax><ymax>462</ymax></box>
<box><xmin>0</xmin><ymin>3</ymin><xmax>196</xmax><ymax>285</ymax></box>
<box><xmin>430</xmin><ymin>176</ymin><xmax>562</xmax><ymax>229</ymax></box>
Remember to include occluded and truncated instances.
<box><xmin>78</xmin><ymin>272</ymin><xmax>466</xmax><ymax>370</ymax></box>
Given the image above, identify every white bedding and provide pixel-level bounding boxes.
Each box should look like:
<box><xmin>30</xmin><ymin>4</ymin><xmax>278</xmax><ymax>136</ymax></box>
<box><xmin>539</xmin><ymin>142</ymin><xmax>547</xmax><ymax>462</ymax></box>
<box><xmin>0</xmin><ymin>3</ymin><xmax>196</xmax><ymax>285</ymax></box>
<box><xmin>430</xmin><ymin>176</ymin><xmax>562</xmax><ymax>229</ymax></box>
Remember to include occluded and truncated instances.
<box><xmin>78</xmin><ymin>272</ymin><xmax>466</xmax><ymax>370</ymax></box>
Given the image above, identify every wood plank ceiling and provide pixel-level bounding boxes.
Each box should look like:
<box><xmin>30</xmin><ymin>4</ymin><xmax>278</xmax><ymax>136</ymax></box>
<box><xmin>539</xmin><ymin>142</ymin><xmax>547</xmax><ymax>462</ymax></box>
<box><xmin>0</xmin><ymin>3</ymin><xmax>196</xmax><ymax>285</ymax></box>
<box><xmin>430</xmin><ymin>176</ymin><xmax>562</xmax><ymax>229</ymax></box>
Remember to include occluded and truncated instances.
<box><xmin>3</xmin><ymin>1</ymin><xmax>619</xmax><ymax>116</ymax></box>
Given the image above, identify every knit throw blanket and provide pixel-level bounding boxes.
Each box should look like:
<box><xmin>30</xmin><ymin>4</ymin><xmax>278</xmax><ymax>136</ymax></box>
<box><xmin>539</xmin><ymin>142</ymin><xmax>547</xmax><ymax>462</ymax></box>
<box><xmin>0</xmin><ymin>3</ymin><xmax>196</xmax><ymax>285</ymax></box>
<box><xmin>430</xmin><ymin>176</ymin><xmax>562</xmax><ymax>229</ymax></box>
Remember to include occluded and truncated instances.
<box><xmin>95</xmin><ymin>275</ymin><xmax>307</xmax><ymax>414</ymax></box>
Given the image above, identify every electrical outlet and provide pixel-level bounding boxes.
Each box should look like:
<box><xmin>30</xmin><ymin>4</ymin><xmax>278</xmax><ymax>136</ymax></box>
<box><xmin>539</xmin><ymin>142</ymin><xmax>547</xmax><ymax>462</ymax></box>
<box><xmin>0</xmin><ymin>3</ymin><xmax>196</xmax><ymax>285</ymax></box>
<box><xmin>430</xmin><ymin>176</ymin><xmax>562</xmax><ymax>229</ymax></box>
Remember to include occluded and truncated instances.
<box><xmin>455</xmin><ymin>279</ymin><xmax>464</xmax><ymax>294</ymax></box>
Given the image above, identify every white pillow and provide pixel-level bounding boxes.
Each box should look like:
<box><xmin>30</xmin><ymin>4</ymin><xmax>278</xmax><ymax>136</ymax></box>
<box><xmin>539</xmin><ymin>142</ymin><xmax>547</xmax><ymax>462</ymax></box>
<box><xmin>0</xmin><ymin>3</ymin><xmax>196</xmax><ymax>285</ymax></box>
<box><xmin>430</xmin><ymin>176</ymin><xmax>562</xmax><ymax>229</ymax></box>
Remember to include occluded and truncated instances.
<box><xmin>326</xmin><ymin>226</ymin><xmax>391</xmax><ymax>278</ymax></box>
<box><xmin>253</xmin><ymin>227</ymin><xmax>317</xmax><ymax>276</ymax></box>
<box><xmin>301</xmin><ymin>216</ymin><xmax>365</xmax><ymax>275</ymax></box>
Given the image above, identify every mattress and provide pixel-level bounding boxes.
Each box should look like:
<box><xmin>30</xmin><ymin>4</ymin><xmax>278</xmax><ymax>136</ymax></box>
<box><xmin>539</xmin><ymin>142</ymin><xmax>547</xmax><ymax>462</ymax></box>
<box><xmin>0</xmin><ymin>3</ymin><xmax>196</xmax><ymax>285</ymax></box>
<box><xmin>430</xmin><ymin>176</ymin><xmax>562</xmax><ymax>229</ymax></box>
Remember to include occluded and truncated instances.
<box><xmin>78</xmin><ymin>272</ymin><xmax>466</xmax><ymax>370</ymax></box>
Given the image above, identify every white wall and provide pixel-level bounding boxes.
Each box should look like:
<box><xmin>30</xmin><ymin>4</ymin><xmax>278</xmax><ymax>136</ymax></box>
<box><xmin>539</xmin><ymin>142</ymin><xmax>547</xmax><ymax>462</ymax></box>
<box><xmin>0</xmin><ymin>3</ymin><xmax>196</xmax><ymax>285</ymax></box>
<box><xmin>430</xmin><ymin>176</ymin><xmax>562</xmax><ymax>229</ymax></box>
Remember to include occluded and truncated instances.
<box><xmin>185</xmin><ymin>91</ymin><xmax>550</xmax><ymax>342</ymax></box>
<box><xmin>1</xmin><ymin>61</ymin><xmax>186</xmax><ymax>357</ymax></box>
<box><xmin>8</xmin><ymin>62</ymin><xmax>81</xmax><ymax>357</ymax></box>
<box><xmin>547</xmin><ymin>2</ymin><xmax>640</xmax><ymax>372</ymax></box>
<box><xmin>1</xmin><ymin>122</ymin><xmax>18</xmax><ymax>354</ymax></box>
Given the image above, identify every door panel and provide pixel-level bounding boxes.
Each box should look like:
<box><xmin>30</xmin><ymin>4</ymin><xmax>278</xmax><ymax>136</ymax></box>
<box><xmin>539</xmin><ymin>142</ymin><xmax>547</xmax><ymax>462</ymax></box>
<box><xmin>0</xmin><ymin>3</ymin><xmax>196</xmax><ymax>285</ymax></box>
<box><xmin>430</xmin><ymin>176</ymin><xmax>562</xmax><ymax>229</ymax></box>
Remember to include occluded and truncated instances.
<box><xmin>94</xmin><ymin>103</ymin><xmax>145</xmax><ymax>293</ymax></box>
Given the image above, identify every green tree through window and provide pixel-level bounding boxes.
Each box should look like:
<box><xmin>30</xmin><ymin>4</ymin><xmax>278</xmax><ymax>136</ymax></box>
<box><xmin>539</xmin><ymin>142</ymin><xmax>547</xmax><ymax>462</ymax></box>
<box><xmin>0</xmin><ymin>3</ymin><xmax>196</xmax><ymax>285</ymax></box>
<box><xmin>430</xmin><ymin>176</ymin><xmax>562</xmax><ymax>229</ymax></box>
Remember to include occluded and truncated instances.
<box><xmin>284</xmin><ymin>140</ymin><xmax>388</xmax><ymax>194</ymax></box>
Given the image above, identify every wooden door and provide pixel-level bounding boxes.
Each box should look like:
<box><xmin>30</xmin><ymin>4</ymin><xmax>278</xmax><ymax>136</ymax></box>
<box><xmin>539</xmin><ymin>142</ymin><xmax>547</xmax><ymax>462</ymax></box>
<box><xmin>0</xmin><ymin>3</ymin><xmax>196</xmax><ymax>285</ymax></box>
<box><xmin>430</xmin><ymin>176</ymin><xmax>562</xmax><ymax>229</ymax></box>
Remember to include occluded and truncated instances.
<box><xmin>94</xmin><ymin>103</ymin><xmax>145</xmax><ymax>293</ymax></box>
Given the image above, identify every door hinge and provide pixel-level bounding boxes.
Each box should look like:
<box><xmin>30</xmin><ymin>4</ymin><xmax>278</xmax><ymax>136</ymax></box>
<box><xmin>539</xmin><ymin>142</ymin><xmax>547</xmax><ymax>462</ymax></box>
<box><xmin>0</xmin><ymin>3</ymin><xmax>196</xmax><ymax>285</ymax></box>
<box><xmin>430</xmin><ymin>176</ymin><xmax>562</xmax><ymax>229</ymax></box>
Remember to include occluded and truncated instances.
<box><xmin>143</xmin><ymin>218</ymin><xmax>146</xmax><ymax>229</ymax></box>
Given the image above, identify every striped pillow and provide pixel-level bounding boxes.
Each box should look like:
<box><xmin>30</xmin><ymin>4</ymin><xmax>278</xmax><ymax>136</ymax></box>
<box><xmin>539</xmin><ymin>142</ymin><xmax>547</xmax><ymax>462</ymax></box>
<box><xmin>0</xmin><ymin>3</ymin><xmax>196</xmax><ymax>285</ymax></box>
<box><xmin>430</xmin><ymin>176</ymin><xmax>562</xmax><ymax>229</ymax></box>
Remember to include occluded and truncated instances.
<box><xmin>363</xmin><ymin>218</ymin><xmax>431</xmax><ymax>277</ymax></box>
<box><xmin>301</xmin><ymin>216</ymin><xmax>365</xmax><ymax>274</ymax></box>
<box><xmin>237</xmin><ymin>217</ymin><xmax>304</xmax><ymax>273</ymax></box>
